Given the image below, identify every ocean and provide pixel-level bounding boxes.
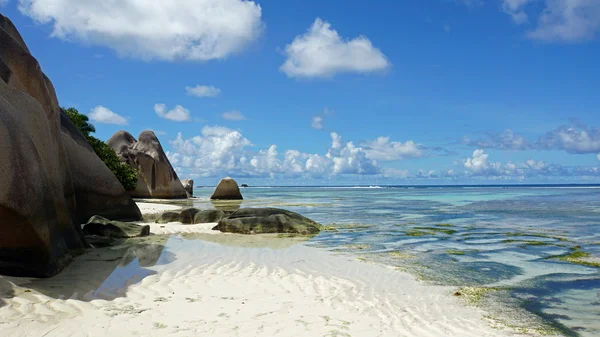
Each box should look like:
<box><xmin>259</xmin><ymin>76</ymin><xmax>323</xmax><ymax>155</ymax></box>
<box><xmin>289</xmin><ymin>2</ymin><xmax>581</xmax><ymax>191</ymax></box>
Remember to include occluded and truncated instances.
<box><xmin>191</xmin><ymin>185</ymin><xmax>600</xmax><ymax>337</ymax></box>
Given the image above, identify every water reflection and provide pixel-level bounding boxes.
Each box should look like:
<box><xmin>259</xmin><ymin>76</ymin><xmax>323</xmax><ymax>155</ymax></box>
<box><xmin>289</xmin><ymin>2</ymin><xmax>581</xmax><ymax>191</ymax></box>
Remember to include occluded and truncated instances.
<box><xmin>9</xmin><ymin>236</ymin><xmax>171</xmax><ymax>301</ymax></box>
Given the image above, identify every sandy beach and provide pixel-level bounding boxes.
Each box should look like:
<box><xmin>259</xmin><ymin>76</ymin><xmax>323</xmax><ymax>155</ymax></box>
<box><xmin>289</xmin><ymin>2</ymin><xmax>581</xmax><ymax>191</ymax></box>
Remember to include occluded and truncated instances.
<box><xmin>0</xmin><ymin>202</ymin><xmax>542</xmax><ymax>337</ymax></box>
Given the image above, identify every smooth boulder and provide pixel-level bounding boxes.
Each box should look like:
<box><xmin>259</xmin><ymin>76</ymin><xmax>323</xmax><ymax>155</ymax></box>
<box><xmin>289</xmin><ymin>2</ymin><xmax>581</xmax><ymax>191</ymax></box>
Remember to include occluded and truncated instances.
<box><xmin>213</xmin><ymin>208</ymin><xmax>322</xmax><ymax>235</ymax></box>
<box><xmin>211</xmin><ymin>177</ymin><xmax>243</xmax><ymax>200</ymax></box>
<box><xmin>108</xmin><ymin>130</ymin><xmax>187</xmax><ymax>199</ymax></box>
<box><xmin>61</xmin><ymin>114</ymin><xmax>142</xmax><ymax>224</ymax></box>
<box><xmin>182</xmin><ymin>179</ymin><xmax>194</xmax><ymax>197</ymax></box>
<box><xmin>83</xmin><ymin>216</ymin><xmax>149</xmax><ymax>238</ymax></box>
<box><xmin>157</xmin><ymin>208</ymin><xmax>225</xmax><ymax>224</ymax></box>
<box><xmin>157</xmin><ymin>208</ymin><xmax>199</xmax><ymax>224</ymax></box>
<box><xmin>194</xmin><ymin>210</ymin><xmax>226</xmax><ymax>223</ymax></box>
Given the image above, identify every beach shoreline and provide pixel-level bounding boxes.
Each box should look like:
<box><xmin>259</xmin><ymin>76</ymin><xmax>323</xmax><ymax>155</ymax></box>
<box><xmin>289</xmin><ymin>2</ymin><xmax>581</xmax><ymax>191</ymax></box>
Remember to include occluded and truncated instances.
<box><xmin>0</xmin><ymin>202</ymin><xmax>552</xmax><ymax>337</ymax></box>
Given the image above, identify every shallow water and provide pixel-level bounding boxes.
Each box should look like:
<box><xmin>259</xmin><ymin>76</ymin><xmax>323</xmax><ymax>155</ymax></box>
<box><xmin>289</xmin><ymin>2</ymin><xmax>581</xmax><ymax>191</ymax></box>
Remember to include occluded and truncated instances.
<box><xmin>189</xmin><ymin>186</ymin><xmax>600</xmax><ymax>336</ymax></box>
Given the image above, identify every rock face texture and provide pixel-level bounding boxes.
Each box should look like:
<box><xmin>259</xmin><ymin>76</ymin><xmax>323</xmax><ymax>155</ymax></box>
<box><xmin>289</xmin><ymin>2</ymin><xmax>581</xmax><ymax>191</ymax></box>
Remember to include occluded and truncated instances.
<box><xmin>182</xmin><ymin>179</ymin><xmax>194</xmax><ymax>197</ymax></box>
<box><xmin>108</xmin><ymin>130</ymin><xmax>187</xmax><ymax>199</ymax></box>
<box><xmin>0</xmin><ymin>14</ymin><xmax>140</xmax><ymax>277</ymax></box>
<box><xmin>213</xmin><ymin>208</ymin><xmax>322</xmax><ymax>235</ymax></box>
<box><xmin>61</xmin><ymin>115</ymin><xmax>142</xmax><ymax>224</ymax></box>
<box><xmin>211</xmin><ymin>177</ymin><xmax>243</xmax><ymax>200</ymax></box>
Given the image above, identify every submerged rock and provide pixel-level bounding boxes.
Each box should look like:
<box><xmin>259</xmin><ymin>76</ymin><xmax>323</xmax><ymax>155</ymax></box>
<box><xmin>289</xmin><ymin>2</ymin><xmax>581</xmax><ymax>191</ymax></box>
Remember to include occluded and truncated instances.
<box><xmin>83</xmin><ymin>216</ymin><xmax>150</xmax><ymax>238</ymax></box>
<box><xmin>107</xmin><ymin>130</ymin><xmax>187</xmax><ymax>199</ymax></box>
<box><xmin>182</xmin><ymin>179</ymin><xmax>194</xmax><ymax>197</ymax></box>
<box><xmin>213</xmin><ymin>208</ymin><xmax>322</xmax><ymax>235</ymax></box>
<box><xmin>211</xmin><ymin>177</ymin><xmax>243</xmax><ymax>200</ymax></box>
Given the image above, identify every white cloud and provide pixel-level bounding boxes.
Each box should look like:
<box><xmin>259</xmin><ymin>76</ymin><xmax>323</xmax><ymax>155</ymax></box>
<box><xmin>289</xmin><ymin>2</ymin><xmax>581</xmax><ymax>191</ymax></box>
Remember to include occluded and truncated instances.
<box><xmin>186</xmin><ymin>85</ymin><xmax>222</xmax><ymax>97</ymax></box>
<box><xmin>311</xmin><ymin>116</ymin><xmax>324</xmax><ymax>129</ymax></box>
<box><xmin>527</xmin><ymin>0</ymin><xmax>600</xmax><ymax>42</ymax></box>
<box><xmin>502</xmin><ymin>0</ymin><xmax>534</xmax><ymax>24</ymax></box>
<box><xmin>167</xmin><ymin>128</ymin><xmax>379</xmax><ymax>178</ymax></box>
<box><xmin>222</xmin><ymin>110</ymin><xmax>246</xmax><ymax>121</ymax></box>
<box><xmin>280</xmin><ymin>18</ymin><xmax>390</xmax><ymax>78</ymax></box>
<box><xmin>88</xmin><ymin>105</ymin><xmax>128</xmax><ymax>125</ymax></box>
<box><xmin>0</xmin><ymin>0</ymin><xmax>9</xmax><ymax>7</ymax></box>
<box><xmin>538</xmin><ymin>123</ymin><xmax>600</xmax><ymax>154</ymax></box>
<box><xmin>154</xmin><ymin>104</ymin><xmax>192</xmax><ymax>122</ymax></box>
<box><xmin>464</xmin><ymin>149</ymin><xmax>493</xmax><ymax>174</ymax></box>
<box><xmin>464</xmin><ymin>129</ymin><xmax>530</xmax><ymax>150</ymax></box>
<box><xmin>462</xmin><ymin>149</ymin><xmax>568</xmax><ymax>178</ymax></box>
<box><xmin>362</xmin><ymin>137</ymin><xmax>424</xmax><ymax>161</ymax></box>
<box><xmin>19</xmin><ymin>0</ymin><xmax>263</xmax><ymax>61</ymax></box>
<box><xmin>597</xmin><ymin>154</ymin><xmax>600</xmax><ymax>161</ymax></box>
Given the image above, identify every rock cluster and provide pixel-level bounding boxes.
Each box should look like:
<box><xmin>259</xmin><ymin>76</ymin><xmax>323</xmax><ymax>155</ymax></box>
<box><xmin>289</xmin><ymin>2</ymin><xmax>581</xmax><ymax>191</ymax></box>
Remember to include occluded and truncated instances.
<box><xmin>108</xmin><ymin>130</ymin><xmax>187</xmax><ymax>199</ymax></box>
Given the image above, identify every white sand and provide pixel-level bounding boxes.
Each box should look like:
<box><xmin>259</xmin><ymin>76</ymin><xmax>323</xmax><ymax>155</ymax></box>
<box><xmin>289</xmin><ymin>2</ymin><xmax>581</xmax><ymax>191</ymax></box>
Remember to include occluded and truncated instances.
<box><xmin>146</xmin><ymin>222</ymin><xmax>220</xmax><ymax>235</ymax></box>
<box><xmin>0</xmin><ymin>204</ymin><xmax>540</xmax><ymax>337</ymax></box>
<box><xmin>136</xmin><ymin>202</ymin><xmax>182</xmax><ymax>215</ymax></box>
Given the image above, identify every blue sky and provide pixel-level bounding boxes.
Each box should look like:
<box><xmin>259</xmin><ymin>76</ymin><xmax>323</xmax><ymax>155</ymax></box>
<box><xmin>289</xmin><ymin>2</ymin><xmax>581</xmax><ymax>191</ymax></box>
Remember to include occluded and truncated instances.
<box><xmin>2</xmin><ymin>0</ymin><xmax>600</xmax><ymax>185</ymax></box>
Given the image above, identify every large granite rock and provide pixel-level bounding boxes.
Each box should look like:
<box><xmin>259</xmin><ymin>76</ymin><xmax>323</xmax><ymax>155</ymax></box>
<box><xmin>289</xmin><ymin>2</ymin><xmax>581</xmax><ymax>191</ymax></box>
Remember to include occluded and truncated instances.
<box><xmin>213</xmin><ymin>208</ymin><xmax>322</xmax><ymax>235</ymax></box>
<box><xmin>83</xmin><ymin>216</ymin><xmax>149</xmax><ymax>238</ymax></box>
<box><xmin>0</xmin><ymin>14</ymin><xmax>140</xmax><ymax>277</ymax></box>
<box><xmin>211</xmin><ymin>177</ymin><xmax>243</xmax><ymax>200</ymax></box>
<box><xmin>61</xmin><ymin>114</ymin><xmax>142</xmax><ymax>224</ymax></box>
<box><xmin>182</xmin><ymin>179</ymin><xmax>194</xmax><ymax>197</ymax></box>
<box><xmin>108</xmin><ymin>130</ymin><xmax>187</xmax><ymax>199</ymax></box>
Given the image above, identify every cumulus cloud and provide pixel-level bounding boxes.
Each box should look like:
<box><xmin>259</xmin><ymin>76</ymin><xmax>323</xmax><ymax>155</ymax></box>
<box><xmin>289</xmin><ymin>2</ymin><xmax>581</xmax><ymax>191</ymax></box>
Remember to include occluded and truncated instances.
<box><xmin>186</xmin><ymin>85</ymin><xmax>222</xmax><ymax>97</ymax></box>
<box><xmin>167</xmin><ymin>128</ymin><xmax>379</xmax><ymax>178</ymax></box>
<box><xmin>222</xmin><ymin>110</ymin><xmax>246</xmax><ymax>121</ymax></box>
<box><xmin>280</xmin><ymin>18</ymin><xmax>390</xmax><ymax>78</ymax></box>
<box><xmin>527</xmin><ymin>0</ymin><xmax>600</xmax><ymax>42</ymax></box>
<box><xmin>464</xmin><ymin>129</ymin><xmax>530</xmax><ymax>150</ymax></box>
<box><xmin>19</xmin><ymin>0</ymin><xmax>263</xmax><ymax>61</ymax></box>
<box><xmin>462</xmin><ymin>149</ymin><xmax>569</xmax><ymax>178</ymax></box>
<box><xmin>362</xmin><ymin>137</ymin><xmax>425</xmax><ymax>161</ymax></box>
<box><xmin>537</xmin><ymin>123</ymin><xmax>600</xmax><ymax>154</ymax></box>
<box><xmin>311</xmin><ymin>116</ymin><xmax>324</xmax><ymax>129</ymax></box>
<box><xmin>154</xmin><ymin>104</ymin><xmax>192</xmax><ymax>122</ymax></box>
<box><xmin>88</xmin><ymin>105</ymin><xmax>128</xmax><ymax>125</ymax></box>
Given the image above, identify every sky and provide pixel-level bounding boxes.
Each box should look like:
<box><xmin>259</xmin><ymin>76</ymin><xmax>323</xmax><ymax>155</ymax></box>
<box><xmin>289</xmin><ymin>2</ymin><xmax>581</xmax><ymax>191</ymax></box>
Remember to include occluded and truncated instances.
<box><xmin>2</xmin><ymin>0</ymin><xmax>600</xmax><ymax>185</ymax></box>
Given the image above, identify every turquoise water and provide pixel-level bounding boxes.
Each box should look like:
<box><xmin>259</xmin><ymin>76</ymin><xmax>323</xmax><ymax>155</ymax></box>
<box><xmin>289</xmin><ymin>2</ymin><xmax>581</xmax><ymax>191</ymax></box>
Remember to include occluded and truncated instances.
<box><xmin>192</xmin><ymin>186</ymin><xmax>600</xmax><ymax>336</ymax></box>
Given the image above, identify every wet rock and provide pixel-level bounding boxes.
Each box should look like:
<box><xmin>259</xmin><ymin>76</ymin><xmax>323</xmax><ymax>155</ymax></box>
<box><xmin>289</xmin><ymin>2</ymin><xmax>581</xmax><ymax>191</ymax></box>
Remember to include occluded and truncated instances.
<box><xmin>156</xmin><ymin>208</ymin><xmax>199</xmax><ymax>224</ymax></box>
<box><xmin>194</xmin><ymin>210</ymin><xmax>226</xmax><ymax>224</ymax></box>
<box><xmin>213</xmin><ymin>208</ymin><xmax>322</xmax><ymax>235</ymax></box>
<box><xmin>156</xmin><ymin>208</ymin><xmax>225</xmax><ymax>224</ymax></box>
<box><xmin>83</xmin><ymin>216</ymin><xmax>150</xmax><ymax>238</ymax></box>
<box><xmin>211</xmin><ymin>177</ymin><xmax>243</xmax><ymax>200</ymax></box>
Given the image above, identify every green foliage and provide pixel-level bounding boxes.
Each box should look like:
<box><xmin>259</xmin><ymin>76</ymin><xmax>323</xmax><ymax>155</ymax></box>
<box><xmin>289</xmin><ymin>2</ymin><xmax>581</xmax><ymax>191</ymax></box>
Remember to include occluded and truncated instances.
<box><xmin>63</xmin><ymin>107</ymin><xmax>138</xmax><ymax>191</ymax></box>
<box><xmin>63</xmin><ymin>107</ymin><xmax>95</xmax><ymax>137</ymax></box>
